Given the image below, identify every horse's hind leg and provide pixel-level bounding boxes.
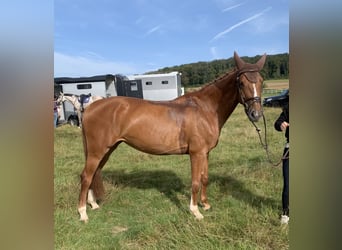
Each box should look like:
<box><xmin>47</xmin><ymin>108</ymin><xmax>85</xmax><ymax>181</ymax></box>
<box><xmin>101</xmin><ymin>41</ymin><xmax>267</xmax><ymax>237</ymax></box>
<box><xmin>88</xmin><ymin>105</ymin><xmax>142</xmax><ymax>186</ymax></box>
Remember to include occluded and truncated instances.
<box><xmin>78</xmin><ymin>145</ymin><xmax>118</xmax><ymax>222</ymax></box>
<box><xmin>78</xmin><ymin>156</ymin><xmax>102</xmax><ymax>222</ymax></box>
<box><xmin>87</xmin><ymin>146</ymin><xmax>117</xmax><ymax>209</ymax></box>
<box><xmin>87</xmin><ymin>172</ymin><xmax>100</xmax><ymax>210</ymax></box>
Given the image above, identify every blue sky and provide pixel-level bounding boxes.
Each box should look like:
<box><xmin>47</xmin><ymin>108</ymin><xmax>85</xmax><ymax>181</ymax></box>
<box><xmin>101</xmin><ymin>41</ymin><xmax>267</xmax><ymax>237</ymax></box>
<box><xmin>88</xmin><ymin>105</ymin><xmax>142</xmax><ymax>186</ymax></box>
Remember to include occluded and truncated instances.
<box><xmin>54</xmin><ymin>0</ymin><xmax>288</xmax><ymax>77</ymax></box>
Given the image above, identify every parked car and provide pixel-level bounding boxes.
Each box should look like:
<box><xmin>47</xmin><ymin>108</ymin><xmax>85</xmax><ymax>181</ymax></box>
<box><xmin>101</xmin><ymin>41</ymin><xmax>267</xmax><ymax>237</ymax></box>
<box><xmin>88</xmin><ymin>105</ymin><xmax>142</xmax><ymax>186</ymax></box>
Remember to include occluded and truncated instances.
<box><xmin>263</xmin><ymin>89</ymin><xmax>289</xmax><ymax>107</ymax></box>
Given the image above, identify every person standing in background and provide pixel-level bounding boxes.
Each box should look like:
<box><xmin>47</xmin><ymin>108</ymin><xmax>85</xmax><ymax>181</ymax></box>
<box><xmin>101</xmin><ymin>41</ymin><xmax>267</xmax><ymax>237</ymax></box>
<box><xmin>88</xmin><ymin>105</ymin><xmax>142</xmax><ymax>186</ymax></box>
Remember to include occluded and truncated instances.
<box><xmin>54</xmin><ymin>94</ymin><xmax>58</xmax><ymax>128</ymax></box>
<box><xmin>274</xmin><ymin>102</ymin><xmax>289</xmax><ymax>224</ymax></box>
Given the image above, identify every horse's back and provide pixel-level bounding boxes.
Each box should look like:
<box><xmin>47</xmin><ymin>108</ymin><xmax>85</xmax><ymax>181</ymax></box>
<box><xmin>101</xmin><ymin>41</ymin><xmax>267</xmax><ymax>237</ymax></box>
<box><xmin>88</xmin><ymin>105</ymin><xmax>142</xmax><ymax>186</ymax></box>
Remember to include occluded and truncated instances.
<box><xmin>84</xmin><ymin>96</ymin><xmax>152</xmax><ymax>118</ymax></box>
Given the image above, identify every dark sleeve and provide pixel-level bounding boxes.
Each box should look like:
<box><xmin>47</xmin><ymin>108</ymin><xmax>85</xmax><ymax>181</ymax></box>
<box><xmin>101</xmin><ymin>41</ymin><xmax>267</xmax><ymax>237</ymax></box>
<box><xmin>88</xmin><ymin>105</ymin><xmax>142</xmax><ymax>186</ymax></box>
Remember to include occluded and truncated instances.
<box><xmin>274</xmin><ymin>111</ymin><xmax>287</xmax><ymax>131</ymax></box>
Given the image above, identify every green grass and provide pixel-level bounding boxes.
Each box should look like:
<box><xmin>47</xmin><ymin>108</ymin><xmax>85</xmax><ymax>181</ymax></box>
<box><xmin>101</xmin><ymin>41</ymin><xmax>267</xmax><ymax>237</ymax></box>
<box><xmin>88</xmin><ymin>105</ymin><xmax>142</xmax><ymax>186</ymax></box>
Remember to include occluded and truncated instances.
<box><xmin>54</xmin><ymin>105</ymin><xmax>289</xmax><ymax>249</ymax></box>
<box><xmin>264</xmin><ymin>79</ymin><xmax>289</xmax><ymax>83</ymax></box>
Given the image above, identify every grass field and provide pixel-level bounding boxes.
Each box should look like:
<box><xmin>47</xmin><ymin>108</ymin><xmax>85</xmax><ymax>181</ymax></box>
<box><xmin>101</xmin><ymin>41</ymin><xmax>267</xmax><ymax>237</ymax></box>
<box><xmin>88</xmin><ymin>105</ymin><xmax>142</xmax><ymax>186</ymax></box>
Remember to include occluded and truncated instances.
<box><xmin>263</xmin><ymin>79</ymin><xmax>289</xmax><ymax>90</ymax></box>
<box><xmin>54</xmin><ymin>104</ymin><xmax>289</xmax><ymax>249</ymax></box>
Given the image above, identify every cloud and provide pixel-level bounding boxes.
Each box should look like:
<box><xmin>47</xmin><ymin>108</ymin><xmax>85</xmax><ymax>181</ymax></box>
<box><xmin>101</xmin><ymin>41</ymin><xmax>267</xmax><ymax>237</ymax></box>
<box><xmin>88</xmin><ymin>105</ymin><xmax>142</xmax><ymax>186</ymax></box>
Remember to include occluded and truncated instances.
<box><xmin>144</xmin><ymin>25</ymin><xmax>162</xmax><ymax>37</ymax></box>
<box><xmin>54</xmin><ymin>52</ymin><xmax>137</xmax><ymax>77</ymax></box>
<box><xmin>222</xmin><ymin>2</ymin><xmax>246</xmax><ymax>12</ymax></box>
<box><xmin>251</xmin><ymin>12</ymin><xmax>288</xmax><ymax>33</ymax></box>
<box><xmin>210</xmin><ymin>6</ymin><xmax>272</xmax><ymax>42</ymax></box>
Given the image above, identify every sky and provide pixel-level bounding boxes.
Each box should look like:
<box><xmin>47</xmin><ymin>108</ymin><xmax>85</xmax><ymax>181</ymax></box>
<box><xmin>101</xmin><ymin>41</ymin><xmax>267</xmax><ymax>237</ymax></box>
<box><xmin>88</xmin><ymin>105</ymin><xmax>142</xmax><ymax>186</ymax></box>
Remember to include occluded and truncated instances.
<box><xmin>54</xmin><ymin>0</ymin><xmax>288</xmax><ymax>77</ymax></box>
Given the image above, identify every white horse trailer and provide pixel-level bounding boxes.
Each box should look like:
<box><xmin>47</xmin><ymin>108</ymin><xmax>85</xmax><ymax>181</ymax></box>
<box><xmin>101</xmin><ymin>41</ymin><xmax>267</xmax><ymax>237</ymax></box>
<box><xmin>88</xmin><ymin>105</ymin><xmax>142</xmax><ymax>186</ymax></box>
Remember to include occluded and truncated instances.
<box><xmin>128</xmin><ymin>71</ymin><xmax>182</xmax><ymax>101</ymax></box>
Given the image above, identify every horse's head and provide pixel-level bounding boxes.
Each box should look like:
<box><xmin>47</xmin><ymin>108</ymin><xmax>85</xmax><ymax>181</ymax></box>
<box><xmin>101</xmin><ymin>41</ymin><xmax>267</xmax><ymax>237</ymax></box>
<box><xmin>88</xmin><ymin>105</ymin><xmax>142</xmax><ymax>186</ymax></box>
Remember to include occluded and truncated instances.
<box><xmin>56</xmin><ymin>92</ymin><xmax>65</xmax><ymax>104</ymax></box>
<box><xmin>234</xmin><ymin>51</ymin><xmax>266</xmax><ymax>122</ymax></box>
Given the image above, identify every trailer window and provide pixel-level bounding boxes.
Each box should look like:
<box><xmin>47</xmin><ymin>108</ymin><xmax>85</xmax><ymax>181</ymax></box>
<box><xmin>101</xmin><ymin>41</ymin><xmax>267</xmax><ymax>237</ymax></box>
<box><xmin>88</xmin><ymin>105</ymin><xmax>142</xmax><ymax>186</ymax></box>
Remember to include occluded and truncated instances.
<box><xmin>130</xmin><ymin>82</ymin><xmax>138</xmax><ymax>91</ymax></box>
<box><xmin>161</xmin><ymin>81</ymin><xmax>168</xmax><ymax>84</ymax></box>
<box><xmin>77</xmin><ymin>84</ymin><xmax>92</xmax><ymax>89</ymax></box>
<box><xmin>145</xmin><ymin>81</ymin><xmax>152</xmax><ymax>85</ymax></box>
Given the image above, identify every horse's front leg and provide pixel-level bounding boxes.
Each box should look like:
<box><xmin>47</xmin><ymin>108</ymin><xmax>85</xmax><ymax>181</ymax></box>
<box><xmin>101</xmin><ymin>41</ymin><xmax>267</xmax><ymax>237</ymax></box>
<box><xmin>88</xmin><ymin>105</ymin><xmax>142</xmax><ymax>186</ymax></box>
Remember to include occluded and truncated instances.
<box><xmin>189</xmin><ymin>152</ymin><xmax>209</xmax><ymax>220</ymax></box>
<box><xmin>200</xmin><ymin>153</ymin><xmax>211</xmax><ymax>211</ymax></box>
<box><xmin>77</xmin><ymin>111</ymin><xmax>82</xmax><ymax>128</ymax></box>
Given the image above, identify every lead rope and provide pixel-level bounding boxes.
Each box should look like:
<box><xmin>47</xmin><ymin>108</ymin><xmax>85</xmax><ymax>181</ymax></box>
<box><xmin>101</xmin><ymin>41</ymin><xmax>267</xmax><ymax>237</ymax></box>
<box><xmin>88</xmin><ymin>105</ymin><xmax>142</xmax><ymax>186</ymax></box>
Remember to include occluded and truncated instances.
<box><xmin>250</xmin><ymin>114</ymin><xmax>289</xmax><ymax>167</ymax></box>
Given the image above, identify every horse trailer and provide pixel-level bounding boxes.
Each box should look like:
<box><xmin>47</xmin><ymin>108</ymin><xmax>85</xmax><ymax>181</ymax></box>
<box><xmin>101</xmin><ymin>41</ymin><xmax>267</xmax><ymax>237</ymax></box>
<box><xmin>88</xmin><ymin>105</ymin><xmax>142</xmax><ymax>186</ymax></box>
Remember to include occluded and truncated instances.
<box><xmin>127</xmin><ymin>71</ymin><xmax>183</xmax><ymax>101</ymax></box>
<box><xmin>54</xmin><ymin>72</ymin><xmax>183</xmax><ymax>125</ymax></box>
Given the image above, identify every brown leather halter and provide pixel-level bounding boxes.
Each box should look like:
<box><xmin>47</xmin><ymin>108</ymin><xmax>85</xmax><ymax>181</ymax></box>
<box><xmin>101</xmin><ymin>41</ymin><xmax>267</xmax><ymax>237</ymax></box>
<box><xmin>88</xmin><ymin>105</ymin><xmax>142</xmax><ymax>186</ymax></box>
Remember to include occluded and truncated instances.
<box><xmin>236</xmin><ymin>69</ymin><xmax>262</xmax><ymax>119</ymax></box>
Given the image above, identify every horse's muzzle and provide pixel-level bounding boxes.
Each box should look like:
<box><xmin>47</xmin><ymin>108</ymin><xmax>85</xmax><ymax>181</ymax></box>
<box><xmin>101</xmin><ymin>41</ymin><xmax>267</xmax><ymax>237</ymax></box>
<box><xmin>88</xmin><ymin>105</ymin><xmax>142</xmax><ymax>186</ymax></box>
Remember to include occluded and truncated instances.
<box><xmin>247</xmin><ymin>109</ymin><xmax>263</xmax><ymax>122</ymax></box>
<box><xmin>243</xmin><ymin>97</ymin><xmax>263</xmax><ymax>122</ymax></box>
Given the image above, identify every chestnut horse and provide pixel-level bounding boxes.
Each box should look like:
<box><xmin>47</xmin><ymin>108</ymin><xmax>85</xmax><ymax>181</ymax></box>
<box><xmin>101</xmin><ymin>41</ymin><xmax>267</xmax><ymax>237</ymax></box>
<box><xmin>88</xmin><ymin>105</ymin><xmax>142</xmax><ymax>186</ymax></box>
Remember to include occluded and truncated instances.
<box><xmin>78</xmin><ymin>51</ymin><xmax>266</xmax><ymax>222</ymax></box>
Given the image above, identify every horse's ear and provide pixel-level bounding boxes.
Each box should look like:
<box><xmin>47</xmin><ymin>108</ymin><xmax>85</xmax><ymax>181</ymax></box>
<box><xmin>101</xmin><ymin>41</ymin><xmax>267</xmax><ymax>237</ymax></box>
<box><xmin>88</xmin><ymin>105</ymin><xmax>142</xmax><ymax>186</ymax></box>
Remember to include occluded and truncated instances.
<box><xmin>234</xmin><ymin>51</ymin><xmax>245</xmax><ymax>69</ymax></box>
<box><xmin>256</xmin><ymin>53</ymin><xmax>267</xmax><ymax>70</ymax></box>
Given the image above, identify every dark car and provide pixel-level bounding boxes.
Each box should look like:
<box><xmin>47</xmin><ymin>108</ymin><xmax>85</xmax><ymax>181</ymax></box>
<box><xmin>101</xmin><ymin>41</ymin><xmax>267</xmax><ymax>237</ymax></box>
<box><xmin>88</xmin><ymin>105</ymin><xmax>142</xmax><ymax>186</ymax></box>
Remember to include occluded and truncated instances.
<box><xmin>263</xmin><ymin>89</ymin><xmax>289</xmax><ymax>107</ymax></box>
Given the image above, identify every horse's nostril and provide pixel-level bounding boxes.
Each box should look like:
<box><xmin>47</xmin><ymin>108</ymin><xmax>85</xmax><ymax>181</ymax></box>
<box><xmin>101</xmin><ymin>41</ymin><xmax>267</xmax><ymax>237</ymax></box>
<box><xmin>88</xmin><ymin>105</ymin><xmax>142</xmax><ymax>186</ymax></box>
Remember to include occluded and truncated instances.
<box><xmin>249</xmin><ymin>110</ymin><xmax>262</xmax><ymax>122</ymax></box>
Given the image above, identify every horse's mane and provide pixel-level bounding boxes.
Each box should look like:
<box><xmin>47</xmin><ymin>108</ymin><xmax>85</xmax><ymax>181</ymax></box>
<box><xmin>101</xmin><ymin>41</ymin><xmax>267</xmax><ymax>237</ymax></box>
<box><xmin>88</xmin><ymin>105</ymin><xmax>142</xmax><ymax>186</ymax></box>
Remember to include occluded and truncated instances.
<box><xmin>203</xmin><ymin>68</ymin><xmax>237</xmax><ymax>88</ymax></box>
<box><xmin>183</xmin><ymin>68</ymin><xmax>238</xmax><ymax>97</ymax></box>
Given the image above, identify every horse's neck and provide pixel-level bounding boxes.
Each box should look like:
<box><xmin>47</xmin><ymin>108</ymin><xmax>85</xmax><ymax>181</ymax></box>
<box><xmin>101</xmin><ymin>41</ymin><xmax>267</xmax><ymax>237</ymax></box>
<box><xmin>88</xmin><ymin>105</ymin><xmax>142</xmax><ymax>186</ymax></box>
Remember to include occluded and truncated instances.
<box><xmin>64</xmin><ymin>96</ymin><xmax>81</xmax><ymax>109</ymax></box>
<box><xmin>187</xmin><ymin>70</ymin><xmax>240</xmax><ymax>128</ymax></box>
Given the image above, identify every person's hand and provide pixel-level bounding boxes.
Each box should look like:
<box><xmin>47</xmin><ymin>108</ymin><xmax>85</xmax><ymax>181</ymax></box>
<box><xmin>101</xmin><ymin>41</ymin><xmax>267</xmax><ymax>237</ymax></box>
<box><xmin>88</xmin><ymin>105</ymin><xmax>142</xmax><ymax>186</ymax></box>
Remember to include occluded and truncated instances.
<box><xmin>280</xmin><ymin>121</ymin><xmax>289</xmax><ymax>131</ymax></box>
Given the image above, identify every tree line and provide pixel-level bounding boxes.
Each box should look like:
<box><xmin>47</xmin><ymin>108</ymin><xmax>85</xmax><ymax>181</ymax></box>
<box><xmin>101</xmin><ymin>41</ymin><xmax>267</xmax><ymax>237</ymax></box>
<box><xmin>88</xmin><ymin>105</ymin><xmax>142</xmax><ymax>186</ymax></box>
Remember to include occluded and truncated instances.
<box><xmin>148</xmin><ymin>53</ymin><xmax>289</xmax><ymax>87</ymax></box>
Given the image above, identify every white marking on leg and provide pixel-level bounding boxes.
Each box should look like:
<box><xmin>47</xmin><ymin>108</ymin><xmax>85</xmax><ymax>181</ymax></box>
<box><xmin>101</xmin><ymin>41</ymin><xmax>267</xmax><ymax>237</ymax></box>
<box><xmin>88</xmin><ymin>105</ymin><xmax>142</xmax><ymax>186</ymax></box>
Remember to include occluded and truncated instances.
<box><xmin>78</xmin><ymin>205</ymin><xmax>88</xmax><ymax>222</ymax></box>
<box><xmin>253</xmin><ymin>83</ymin><xmax>257</xmax><ymax>97</ymax></box>
<box><xmin>87</xmin><ymin>189</ymin><xmax>100</xmax><ymax>209</ymax></box>
<box><xmin>189</xmin><ymin>196</ymin><xmax>204</xmax><ymax>220</ymax></box>
<box><xmin>203</xmin><ymin>203</ymin><xmax>211</xmax><ymax>211</ymax></box>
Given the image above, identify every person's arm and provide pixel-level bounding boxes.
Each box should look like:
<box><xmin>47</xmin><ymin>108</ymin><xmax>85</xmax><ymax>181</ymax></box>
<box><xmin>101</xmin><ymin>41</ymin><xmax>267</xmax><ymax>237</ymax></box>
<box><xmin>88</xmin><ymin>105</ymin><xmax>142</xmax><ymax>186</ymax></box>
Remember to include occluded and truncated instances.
<box><xmin>274</xmin><ymin>111</ymin><xmax>289</xmax><ymax>132</ymax></box>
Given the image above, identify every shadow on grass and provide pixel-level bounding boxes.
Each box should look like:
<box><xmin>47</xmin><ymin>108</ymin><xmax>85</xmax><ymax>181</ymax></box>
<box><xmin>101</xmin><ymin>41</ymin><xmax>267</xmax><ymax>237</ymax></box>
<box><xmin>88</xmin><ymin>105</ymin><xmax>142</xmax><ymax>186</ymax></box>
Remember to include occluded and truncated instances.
<box><xmin>102</xmin><ymin>169</ymin><xmax>186</xmax><ymax>210</ymax></box>
<box><xmin>210</xmin><ymin>174</ymin><xmax>279</xmax><ymax>210</ymax></box>
<box><xmin>101</xmin><ymin>169</ymin><xmax>278</xmax><ymax>212</ymax></box>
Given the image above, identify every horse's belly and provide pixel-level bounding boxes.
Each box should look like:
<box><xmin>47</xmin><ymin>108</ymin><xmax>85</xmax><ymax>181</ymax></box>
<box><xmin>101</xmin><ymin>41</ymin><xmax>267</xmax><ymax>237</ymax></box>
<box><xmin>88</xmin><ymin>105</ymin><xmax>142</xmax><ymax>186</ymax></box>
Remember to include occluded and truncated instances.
<box><xmin>126</xmin><ymin>141</ymin><xmax>186</xmax><ymax>155</ymax></box>
<box><xmin>123</xmin><ymin>128</ymin><xmax>188</xmax><ymax>155</ymax></box>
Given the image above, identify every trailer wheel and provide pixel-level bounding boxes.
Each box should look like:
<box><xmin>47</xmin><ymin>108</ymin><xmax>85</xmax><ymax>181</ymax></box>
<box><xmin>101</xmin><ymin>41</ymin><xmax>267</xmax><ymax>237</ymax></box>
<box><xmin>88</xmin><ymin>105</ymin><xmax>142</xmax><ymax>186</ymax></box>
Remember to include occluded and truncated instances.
<box><xmin>68</xmin><ymin>115</ymin><xmax>79</xmax><ymax>127</ymax></box>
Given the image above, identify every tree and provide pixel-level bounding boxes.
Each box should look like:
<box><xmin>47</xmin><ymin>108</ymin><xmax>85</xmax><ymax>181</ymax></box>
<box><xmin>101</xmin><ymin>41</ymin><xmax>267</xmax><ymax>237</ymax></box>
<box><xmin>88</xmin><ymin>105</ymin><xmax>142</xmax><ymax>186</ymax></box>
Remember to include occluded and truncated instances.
<box><xmin>147</xmin><ymin>53</ymin><xmax>289</xmax><ymax>87</ymax></box>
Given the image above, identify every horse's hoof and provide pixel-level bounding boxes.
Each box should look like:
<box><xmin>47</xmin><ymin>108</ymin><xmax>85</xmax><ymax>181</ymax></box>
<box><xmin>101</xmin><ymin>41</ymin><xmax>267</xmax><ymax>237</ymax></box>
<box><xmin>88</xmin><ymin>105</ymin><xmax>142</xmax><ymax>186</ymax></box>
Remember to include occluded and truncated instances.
<box><xmin>90</xmin><ymin>203</ymin><xmax>100</xmax><ymax>210</ymax></box>
<box><xmin>191</xmin><ymin>209</ymin><xmax>204</xmax><ymax>220</ymax></box>
<box><xmin>195</xmin><ymin>213</ymin><xmax>204</xmax><ymax>220</ymax></box>
<box><xmin>203</xmin><ymin>203</ymin><xmax>211</xmax><ymax>211</ymax></box>
<box><xmin>79</xmin><ymin>215</ymin><xmax>89</xmax><ymax>223</ymax></box>
<box><xmin>81</xmin><ymin>218</ymin><xmax>89</xmax><ymax>223</ymax></box>
<box><xmin>78</xmin><ymin>206</ymin><xmax>88</xmax><ymax>222</ymax></box>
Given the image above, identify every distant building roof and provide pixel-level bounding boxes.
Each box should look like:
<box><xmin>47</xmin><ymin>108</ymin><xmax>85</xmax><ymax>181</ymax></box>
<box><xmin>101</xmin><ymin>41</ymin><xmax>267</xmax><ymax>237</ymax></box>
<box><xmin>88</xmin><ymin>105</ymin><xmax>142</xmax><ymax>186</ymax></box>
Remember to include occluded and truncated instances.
<box><xmin>54</xmin><ymin>74</ymin><xmax>121</xmax><ymax>84</ymax></box>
